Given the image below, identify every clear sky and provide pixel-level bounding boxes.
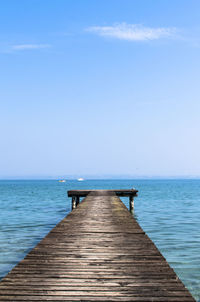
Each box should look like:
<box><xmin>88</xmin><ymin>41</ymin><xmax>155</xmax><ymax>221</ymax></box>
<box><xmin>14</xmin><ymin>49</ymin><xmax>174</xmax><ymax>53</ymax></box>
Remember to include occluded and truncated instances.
<box><xmin>1</xmin><ymin>0</ymin><xmax>200</xmax><ymax>179</ymax></box>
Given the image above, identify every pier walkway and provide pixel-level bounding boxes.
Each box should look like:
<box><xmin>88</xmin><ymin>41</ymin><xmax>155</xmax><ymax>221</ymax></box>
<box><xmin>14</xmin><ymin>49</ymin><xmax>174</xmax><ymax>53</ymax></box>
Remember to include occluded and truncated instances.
<box><xmin>0</xmin><ymin>190</ymin><xmax>195</xmax><ymax>301</ymax></box>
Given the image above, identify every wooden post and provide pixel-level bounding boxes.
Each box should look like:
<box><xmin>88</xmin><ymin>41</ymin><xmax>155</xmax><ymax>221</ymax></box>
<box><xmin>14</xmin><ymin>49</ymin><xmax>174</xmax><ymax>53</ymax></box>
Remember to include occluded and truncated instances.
<box><xmin>72</xmin><ymin>196</ymin><xmax>76</xmax><ymax>210</ymax></box>
<box><xmin>76</xmin><ymin>196</ymin><xmax>80</xmax><ymax>207</ymax></box>
<box><xmin>129</xmin><ymin>196</ymin><xmax>134</xmax><ymax>212</ymax></box>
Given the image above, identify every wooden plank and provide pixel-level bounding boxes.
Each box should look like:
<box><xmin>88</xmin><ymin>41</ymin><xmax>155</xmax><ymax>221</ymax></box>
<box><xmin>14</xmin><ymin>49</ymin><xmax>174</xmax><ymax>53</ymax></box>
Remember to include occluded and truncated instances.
<box><xmin>0</xmin><ymin>190</ymin><xmax>195</xmax><ymax>301</ymax></box>
<box><xmin>68</xmin><ymin>189</ymin><xmax>138</xmax><ymax>197</ymax></box>
<box><xmin>0</xmin><ymin>296</ymin><xmax>195</xmax><ymax>301</ymax></box>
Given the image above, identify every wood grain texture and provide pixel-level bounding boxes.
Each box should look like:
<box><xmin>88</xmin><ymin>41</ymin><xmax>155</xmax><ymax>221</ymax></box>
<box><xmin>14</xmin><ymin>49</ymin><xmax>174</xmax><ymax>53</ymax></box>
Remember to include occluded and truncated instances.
<box><xmin>0</xmin><ymin>190</ymin><xmax>195</xmax><ymax>301</ymax></box>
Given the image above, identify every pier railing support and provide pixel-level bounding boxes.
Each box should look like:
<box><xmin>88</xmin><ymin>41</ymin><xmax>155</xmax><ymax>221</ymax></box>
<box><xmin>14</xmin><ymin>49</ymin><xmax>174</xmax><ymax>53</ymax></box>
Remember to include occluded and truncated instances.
<box><xmin>72</xmin><ymin>196</ymin><xmax>76</xmax><ymax>210</ymax></box>
<box><xmin>72</xmin><ymin>196</ymin><xmax>80</xmax><ymax>210</ymax></box>
<box><xmin>129</xmin><ymin>196</ymin><xmax>134</xmax><ymax>212</ymax></box>
<box><xmin>76</xmin><ymin>196</ymin><xmax>80</xmax><ymax>207</ymax></box>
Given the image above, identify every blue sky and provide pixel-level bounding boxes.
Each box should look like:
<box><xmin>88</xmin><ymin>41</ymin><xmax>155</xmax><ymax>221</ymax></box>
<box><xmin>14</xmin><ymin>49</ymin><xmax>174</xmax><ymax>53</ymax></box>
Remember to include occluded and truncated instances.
<box><xmin>1</xmin><ymin>0</ymin><xmax>200</xmax><ymax>178</ymax></box>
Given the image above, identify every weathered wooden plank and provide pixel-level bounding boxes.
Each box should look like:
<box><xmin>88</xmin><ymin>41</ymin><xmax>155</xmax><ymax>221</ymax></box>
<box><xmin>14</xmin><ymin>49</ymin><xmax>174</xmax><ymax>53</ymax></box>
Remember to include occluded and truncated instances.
<box><xmin>0</xmin><ymin>282</ymin><xmax>186</xmax><ymax>288</ymax></box>
<box><xmin>68</xmin><ymin>189</ymin><xmax>138</xmax><ymax>197</ymax></box>
<box><xmin>0</xmin><ymin>290</ymin><xmax>192</xmax><ymax>297</ymax></box>
<box><xmin>0</xmin><ymin>190</ymin><xmax>195</xmax><ymax>301</ymax></box>
<box><xmin>0</xmin><ymin>295</ymin><xmax>195</xmax><ymax>301</ymax></box>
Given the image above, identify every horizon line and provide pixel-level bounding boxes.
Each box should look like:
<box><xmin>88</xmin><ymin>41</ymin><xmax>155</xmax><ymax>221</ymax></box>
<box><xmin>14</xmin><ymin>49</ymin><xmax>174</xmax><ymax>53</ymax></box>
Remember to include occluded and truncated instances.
<box><xmin>1</xmin><ymin>176</ymin><xmax>200</xmax><ymax>180</ymax></box>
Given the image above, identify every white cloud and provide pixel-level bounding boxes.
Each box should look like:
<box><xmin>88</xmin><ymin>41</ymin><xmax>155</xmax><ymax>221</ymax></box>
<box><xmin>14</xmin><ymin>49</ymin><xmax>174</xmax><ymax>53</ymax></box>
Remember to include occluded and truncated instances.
<box><xmin>12</xmin><ymin>44</ymin><xmax>51</xmax><ymax>50</ymax></box>
<box><xmin>86</xmin><ymin>23</ymin><xmax>176</xmax><ymax>41</ymax></box>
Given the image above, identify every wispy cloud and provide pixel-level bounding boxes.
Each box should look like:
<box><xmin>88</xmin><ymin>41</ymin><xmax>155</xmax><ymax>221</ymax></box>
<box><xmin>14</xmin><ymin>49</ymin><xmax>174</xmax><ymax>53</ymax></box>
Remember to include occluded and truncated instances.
<box><xmin>12</xmin><ymin>44</ymin><xmax>51</xmax><ymax>50</ymax></box>
<box><xmin>86</xmin><ymin>23</ymin><xmax>176</xmax><ymax>41</ymax></box>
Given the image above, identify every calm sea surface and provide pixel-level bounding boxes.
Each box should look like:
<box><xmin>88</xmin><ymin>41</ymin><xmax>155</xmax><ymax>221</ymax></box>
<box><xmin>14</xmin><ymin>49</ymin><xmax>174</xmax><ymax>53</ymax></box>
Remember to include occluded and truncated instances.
<box><xmin>0</xmin><ymin>179</ymin><xmax>199</xmax><ymax>300</ymax></box>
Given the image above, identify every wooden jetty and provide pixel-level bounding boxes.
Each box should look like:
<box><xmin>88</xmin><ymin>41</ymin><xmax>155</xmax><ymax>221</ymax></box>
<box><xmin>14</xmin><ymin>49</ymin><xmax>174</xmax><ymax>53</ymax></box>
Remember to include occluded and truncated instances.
<box><xmin>68</xmin><ymin>189</ymin><xmax>138</xmax><ymax>211</ymax></box>
<box><xmin>0</xmin><ymin>190</ymin><xmax>195</xmax><ymax>301</ymax></box>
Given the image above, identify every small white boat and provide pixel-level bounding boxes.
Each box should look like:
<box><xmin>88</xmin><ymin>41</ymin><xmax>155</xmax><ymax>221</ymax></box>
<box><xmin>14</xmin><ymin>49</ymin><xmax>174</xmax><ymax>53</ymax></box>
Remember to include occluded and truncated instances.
<box><xmin>58</xmin><ymin>180</ymin><xmax>66</xmax><ymax>183</ymax></box>
<box><xmin>77</xmin><ymin>178</ymin><xmax>84</xmax><ymax>181</ymax></box>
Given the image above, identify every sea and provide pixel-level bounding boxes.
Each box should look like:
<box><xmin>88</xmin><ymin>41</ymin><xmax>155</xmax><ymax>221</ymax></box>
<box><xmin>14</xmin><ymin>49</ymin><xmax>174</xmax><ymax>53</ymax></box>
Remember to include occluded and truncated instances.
<box><xmin>0</xmin><ymin>179</ymin><xmax>199</xmax><ymax>300</ymax></box>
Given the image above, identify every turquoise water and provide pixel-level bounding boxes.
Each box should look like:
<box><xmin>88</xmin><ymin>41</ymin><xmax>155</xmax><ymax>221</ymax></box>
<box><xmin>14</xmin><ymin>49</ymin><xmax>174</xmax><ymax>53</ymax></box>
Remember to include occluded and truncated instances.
<box><xmin>0</xmin><ymin>179</ymin><xmax>199</xmax><ymax>300</ymax></box>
